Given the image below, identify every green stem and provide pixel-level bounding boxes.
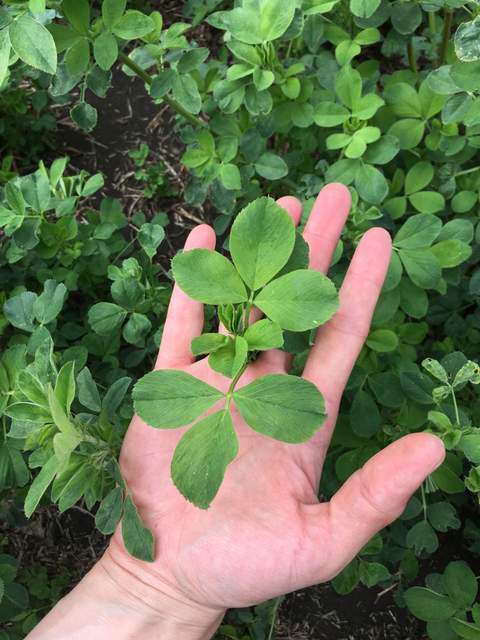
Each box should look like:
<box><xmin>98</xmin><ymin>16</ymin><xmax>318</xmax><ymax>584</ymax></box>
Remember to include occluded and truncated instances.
<box><xmin>452</xmin><ymin>388</ymin><xmax>460</xmax><ymax>425</ymax></box>
<box><xmin>225</xmin><ymin>361</ymin><xmax>249</xmax><ymax>410</ymax></box>
<box><xmin>242</xmin><ymin>293</ymin><xmax>255</xmax><ymax>333</ymax></box>
<box><xmin>428</xmin><ymin>11</ymin><xmax>437</xmax><ymax>35</ymax></box>
<box><xmin>421</xmin><ymin>483</ymin><xmax>427</xmax><ymax>521</ymax></box>
<box><xmin>438</xmin><ymin>10</ymin><xmax>453</xmax><ymax>67</ymax></box>
<box><xmin>455</xmin><ymin>165</ymin><xmax>480</xmax><ymax>177</ymax></box>
<box><xmin>407</xmin><ymin>40</ymin><xmax>418</xmax><ymax>74</ymax></box>
<box><xmin>117</xmin><ymin>51</ymin><xmax>206</xmax><ymax>128</ymax></box>
<box><xmin>267</xmin><ymin>597</ymin><xmax>283</xmax><ymax>640</ymax></box>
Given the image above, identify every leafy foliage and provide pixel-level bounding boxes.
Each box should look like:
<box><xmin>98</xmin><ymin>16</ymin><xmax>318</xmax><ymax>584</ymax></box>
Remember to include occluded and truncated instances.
<box><xmin>1</xmin><ymin>0</ymin><xmax>480</xmax><ymax>637</ymax></box>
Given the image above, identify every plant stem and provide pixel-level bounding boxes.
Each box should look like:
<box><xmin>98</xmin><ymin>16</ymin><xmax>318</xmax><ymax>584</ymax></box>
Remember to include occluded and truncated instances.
<box><xmin>451</xmin><ymin>388</ymin><xmax>460</xmax><ymax>425</ymax></box>
<box><xmin>438</xmin><ymin>10</ymin><xmax>453</xmax><ymax>67</ymax></box>
<box><xmin>421</xmin><ymin>483</ymin><xmax>427</xmax><ymax>521</ymax></box>
<box><xmin>267</xmin><ymin>597</ymin><xmax>283</xmax><ymax>640</ymax></box>
<box><xmin>455</xmin><ymin>165</ymin><xmax>480</xmax><ymax>177</ymax></box>
<box><xmin>407</xmin><ymin>41</ymin><xmax>418</xmax><ymax>74</ymax></box>
<box><xmin>428</xmin><ymin>11</ymin><xmax>437</xmax><ymax>35</ymax></box>
<box><xmin>117</xmin><ymin>51</ymin><xmax>206</xmax><ymax>128</ymax></box>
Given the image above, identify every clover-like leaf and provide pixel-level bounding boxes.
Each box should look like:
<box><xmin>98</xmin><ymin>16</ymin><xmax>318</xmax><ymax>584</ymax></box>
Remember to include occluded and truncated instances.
<box><xmin>233</xmin><ymin>374</ymin><xmax>326</xmax><ymax>443</ymax></box>
<box><xmin>209</xmin><ymin>336</ymin><xmax>248</xmax><ymax>379</ymax></box>
<box><xmin>171</xmin><ymin>410</ymin><xmax>239</xmax><ymax>509</ymax></box>
<box><xmin>244</xmin><ymin>319</ymin><xmax>284</xmax><ymax>351</ymax></box>
<box><xmin>229</xmin><ymin>197</ymin><xmax>296</xmax><ymax>290</ymax></box>
<box><xmin>132</xmin><ymin>370</ymin><xmax>224</xmax><ymax>428</ymax></box>
<box><xmin>172</xmin><ymin>249</ymin><xmax>248</xmax><ymax>304</ymax></box>
<box><xmin>254</xmin><ymin>270</ymin><xmax>338</xmax><ymax>331</ymax></box>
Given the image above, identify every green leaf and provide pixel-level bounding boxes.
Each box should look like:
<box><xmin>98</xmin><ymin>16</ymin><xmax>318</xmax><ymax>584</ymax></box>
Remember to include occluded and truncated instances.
<box><xmin>4</xmin><ymin>292</ymin><xmax>37</xmax><ymax>332</ymax></box>
<box><xmin>102</xmin><ymin>0</ymin><xmax>126</xmax><ymax>30</ymax></box>
<box><xmin>388</xmin><ymin>119</ymin><xmax>424</xmax><ymax>149</ymax></box>
<box><xmin>24</xmin><ymin>455</ymin><xmax>59</xmax><ymax>517</ymax></box>
<box><xmin>133</xmin><ymin>369</ymin><xmax>224</xmax><ymax>428</ymax></box>
<box><xmin>111</xmin><ymin>278</ymin><xmax>144</xmax><ymax>310</ymax></box>
<box><xmin>62</xmin><ymin>0</ymin><xmax>90</xmax><ymax>34</ymax></box>
<box><xmin>335</xmin><ymin>64</ymin><xmax>362</xmax><ymax>110</ymax></box>
<box><xmin>314</xmin><ymin>102</ymin><xmax>350</xmax><ymax>127</ymax></box>
<box><xmin>366</xmin><ymin>329</ymin><xmax>398</xmax><ymax>352</ymax></box>
<box><xmin>33</xmin><ymin>280</ymin><xmax>67</xmax><ymax>325</ymax></box>
<box><xmin>0</xmin><ymin>28</ymin><xmax>11</xmax><ymax>87</ymax></box>
<box><xmin>95</xmin><ymin>486</ymin><xmax>123</xmax><ymax>534</ymax></box>
<box><xmin>123</xmin><ymin>313</ymin><xmax>151</xmax><ymax>345</ymax></box>
<box><xmin>171</xmin><ymin>410</ymin><xmax>239</xmax><ymax>509</ymax></box>
<box><xmin>350</xmin><ymin>389</ymin><xmax>381</xmax><ymax>437</ymax></box>
<box><xmin>9</xmin><ymin>15</ymin><xmax>57</xmax><ymax>74</ymax></box>
<box><xmin>422</xmin><ymin>358</ymin><xmax>448</xmax><ymax>383</ymax></box>
<box><xmin>29</xmin><ymin>0</ymin><xmax>46</xmax><ymax>14</ymax></box>
<box><xmin>459</xmin><ymin>433</ymin><xmax>480</xmax><ymax>463</ymax></box>
<box><xmin>405</xmin><ymin>161</ymin><xmax>434</xmax><ymax>195</ymax></box>
<box><xmin>77</xmin><ymin>367</ymin><xmax>101</xmax><ymax>412</ymax></box>
<box><xmin>172</xmin><ymin>249</ymin><xmax>248</xmax><ymax>304</ymax></box>
<box><xmin>219</xmin><ymin>163</ymin><xmax>241</xmax><ymax>190</ymax></box>
<box><xmin>255</xmin><ymin>270</ymin><xmax>338</xmax><ymax>331</ymax></box>
<box><xmin>399</xmin><ymin>249</ymin><xmax>441</xmax><ymax>289</ymax></box>
<box><xmin>122</xmin><ymin>495</ymin><xmax>154</xmax><ymax>562</ymax></box>
<box><xmin>404</xmin><ymin>587</ymin><xmax>457</xmax><ymax>622</ymax></box>
<box><xmin>88</xmin><ymin>302</ymin><xmax>127</xmax><ymax>335</ymax></box>
<box><xmin>455</xmin><ymin>16</ymin><xmax>480</xmax><ymax>63</ymax></box>
<box><xmin>209</xmin><ymin>336</ymin><xmax>248</xmax><ymax>379</ymax></box>
<box><xmin>244</xmin><ymin>319</ymin><xmax>284</xmax><ymax>351</ymax></box>
<box><xmin>359</xmin><ymin>561</ymin><xmax>390</xmax><ymax>587</ymax></box>
<box><xmin>17</xmin><ymin>370</ymin><xmax>48</xmax><ymax>407</ymax></box>
<box><xmin>138</xmin><ymin>223</ymin><xmax>165</xmax><ymax>259</ymax></box>
<box><xmin>102</xmin><ymin>377</ymin><xmax>131</xmax><ymax>419</ymax></box>
<box><xmin>394</xmin><ymin>214</ymin><xmax>442</xmax><ymax>250</ymax></box>
<box><xmin>171</xmin><ymin>73</ymin><xmax>202</xmax><ymax>114</ymax></box>
<box><xmin>233</xmin><ymin>374</ymin><xmax>326</xmax><ymax>443</ymax></box>
<box><xmin>220</xmin><ymin>0</ymin><xmax>296</xmax><ymax>44</ymax></box>
<box><xmin>450</xmin><ymin>618</ymin><xmax>480</xmax><ymax>640</ymax></box>
<box><xmin>350</xmin><ymin>0</ymin><xmax>381</xmax><ymax>19</ymax></box>
<box><xmin>4</xmin><ymin>402</ymin><xmax>50</xmax><ymax>423</ymax></box>
<box><xmin>355</xmin><ymin>164</ymin><xmax>388</xmax><ymax>204</ymax></box>
<box><xmin>255</xmin><ymin>152</ymin><xmax>289</xmax><ymax>180</ymax></box>
<box><xmin>444</xmin><ymin>561</ymin><xmax>478</xmax><ymax>608</ymax></box>
<box><xmin>406</xmin><ymin>520</ymin><xmax>439</xmax><ymax>554</ymax></box>
<box><xmin>229</xmin><ymin>197</ymin><xmax>296</xmax><ymax>290</ymax></box>
<box><xmin>55</xmin><ymin>361</ymin><xmax>75</xmax><ymax>414</ymax></box>
<box><xmin>430</xmin><ymin>240</ymin><xmax>472</xmax><ymax>268</ymax></box>
<box><xmin>94</xmin><ymin>31</ymin><xmax>118</xmax><ymax>70</ymax></box>
<box><xmin>112</xmin><ymin>11</ymin><xmax>154</xmax><ymax>40</ymax></box>
<box><xmin>191</xmin><ymin>334</ymin><xmax>228</xmax><ymax>356</ymax></box>
<box><xmin>277</xmin><ymin>232</ymin><xmax>310</xmax><ymax>277</ymax></box>
<box><xmin>57</xmin><ymin>463</ymin><xmax>91</xmax><ymax>512</ymax></box>
<box><xmin>70</xmin><ymin>102</ymin><xmax>98</xmax><ymax>131</ymax></box>
<box><xmin>409</xmin><ymin>192</ymin><xmax>445</xmax><ymax>215</ymax></box>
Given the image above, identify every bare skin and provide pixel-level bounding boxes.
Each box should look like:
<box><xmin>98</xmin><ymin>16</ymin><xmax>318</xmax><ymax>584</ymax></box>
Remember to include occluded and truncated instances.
<box><xmin>27</xmin><ymin>183</ymin><xmax>445</xmax><ymax>640</ymax></box>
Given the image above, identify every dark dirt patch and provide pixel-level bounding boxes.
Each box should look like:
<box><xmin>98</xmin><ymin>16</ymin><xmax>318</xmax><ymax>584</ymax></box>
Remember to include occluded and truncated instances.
<box><xmin>276</xmin><ymin>583</ymin><xmax>425</xmax><ymax>640</ymax></box>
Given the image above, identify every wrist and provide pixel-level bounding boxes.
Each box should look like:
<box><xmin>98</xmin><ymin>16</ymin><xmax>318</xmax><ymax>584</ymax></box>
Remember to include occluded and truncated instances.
<box><xmin>98</xmin><ymin>543</ymin><xmax>225</xmax><ymax>639</ymax></box>
<box><xmin>27</xmin><ymin>543</ymin><xmax>225</xmax><ymax>640</ymax></box>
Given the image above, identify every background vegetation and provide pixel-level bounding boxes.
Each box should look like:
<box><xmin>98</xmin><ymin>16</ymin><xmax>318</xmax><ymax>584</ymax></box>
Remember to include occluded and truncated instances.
<box><xmin>1</xmin><ymin>0</ymin><xmax>480</xmax><ymax>637</ymax></box>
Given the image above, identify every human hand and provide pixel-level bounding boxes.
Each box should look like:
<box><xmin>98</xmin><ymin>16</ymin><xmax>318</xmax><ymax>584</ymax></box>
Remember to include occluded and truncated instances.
<box><xmin>103</xmin><ymin>183</ymin><xmax>445</xmax><ymax>636</ymax></box>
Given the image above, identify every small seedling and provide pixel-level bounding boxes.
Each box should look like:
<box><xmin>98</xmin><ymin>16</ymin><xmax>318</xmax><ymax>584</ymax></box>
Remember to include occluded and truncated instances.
<box><xmin>133</xmin><ymin>196</ymin><xmax>339</xmax><ymax>508</ymax></box>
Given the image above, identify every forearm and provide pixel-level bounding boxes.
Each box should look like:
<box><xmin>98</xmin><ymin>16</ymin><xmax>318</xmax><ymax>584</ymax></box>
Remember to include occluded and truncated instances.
<box><xmin>26</xmin><ymin>550</ymin><xmax>224</xmax><ymax>640</ymax></box>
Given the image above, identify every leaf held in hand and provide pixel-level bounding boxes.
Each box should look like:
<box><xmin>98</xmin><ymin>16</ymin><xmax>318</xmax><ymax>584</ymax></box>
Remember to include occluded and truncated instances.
<box><xmin>171</xmin><ymin>411</ymin><xmax>239</xmax><ymax>509</ymax></box>
<box><xmin>233</xmin><ymin>374</ymin><xmax>326</xmax><ymax>443</ymax></box>
<box><xmin>132</xmin><ymin>370</ymin><xmax>224</xmax><ymax>428</ymax></box>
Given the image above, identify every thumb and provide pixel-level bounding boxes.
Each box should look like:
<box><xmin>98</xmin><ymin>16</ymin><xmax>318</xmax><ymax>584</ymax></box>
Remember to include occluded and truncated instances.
<box><xmin>300</xmin><ymin>433</ymin><xmax>445</xmax><ymax>584</ymax></box>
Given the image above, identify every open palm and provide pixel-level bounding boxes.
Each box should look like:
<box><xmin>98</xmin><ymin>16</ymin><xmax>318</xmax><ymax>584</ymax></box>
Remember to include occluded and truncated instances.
<box><xmin>107</xmin><ymin>184</ymin><xmax>444</xmax><ymax>616</ymax></box>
